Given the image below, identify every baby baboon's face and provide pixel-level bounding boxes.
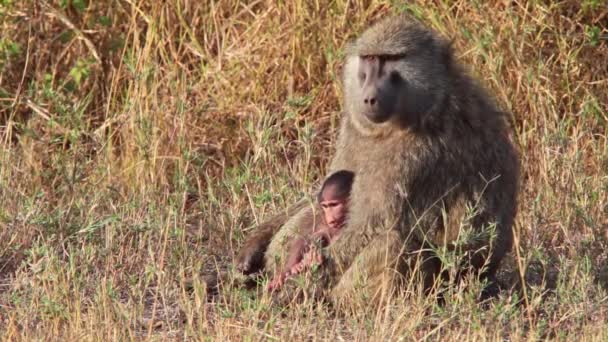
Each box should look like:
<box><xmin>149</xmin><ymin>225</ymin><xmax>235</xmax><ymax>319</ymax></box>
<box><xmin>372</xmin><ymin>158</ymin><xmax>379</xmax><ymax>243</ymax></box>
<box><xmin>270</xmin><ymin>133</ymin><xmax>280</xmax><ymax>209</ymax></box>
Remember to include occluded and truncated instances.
<box><xmin>320</xmin><ymin>188</ymin><xmax>348</xmax><ymax>231</ymax></box>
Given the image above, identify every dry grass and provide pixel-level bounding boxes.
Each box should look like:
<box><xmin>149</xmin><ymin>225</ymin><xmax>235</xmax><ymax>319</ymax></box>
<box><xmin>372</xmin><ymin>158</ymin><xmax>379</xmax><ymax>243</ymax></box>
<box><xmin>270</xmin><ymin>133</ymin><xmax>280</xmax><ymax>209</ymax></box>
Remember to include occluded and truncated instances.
<box><xmin>0</xmin><ymin>0</ymin><xmax>607</xmax><ymax>340</ymax></box>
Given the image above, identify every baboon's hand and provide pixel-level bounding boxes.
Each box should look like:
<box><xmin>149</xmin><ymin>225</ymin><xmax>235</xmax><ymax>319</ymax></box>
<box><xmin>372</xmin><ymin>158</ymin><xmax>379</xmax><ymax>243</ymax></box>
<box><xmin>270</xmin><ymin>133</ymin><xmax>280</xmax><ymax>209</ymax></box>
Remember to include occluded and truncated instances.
<box><xmin>235</xmin><ymin>241</ymin><xmax>265</xmax><ymax>275</ymax></box>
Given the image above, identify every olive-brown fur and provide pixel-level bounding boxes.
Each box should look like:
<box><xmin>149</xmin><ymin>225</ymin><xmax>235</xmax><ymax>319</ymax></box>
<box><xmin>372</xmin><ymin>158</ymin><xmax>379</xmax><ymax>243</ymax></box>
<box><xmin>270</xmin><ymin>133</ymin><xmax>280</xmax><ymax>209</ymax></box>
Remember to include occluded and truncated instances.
<box><xmin>235</xmin><ymin>15</ymin><xmax>519</xmax><ymax>302</ymax></box>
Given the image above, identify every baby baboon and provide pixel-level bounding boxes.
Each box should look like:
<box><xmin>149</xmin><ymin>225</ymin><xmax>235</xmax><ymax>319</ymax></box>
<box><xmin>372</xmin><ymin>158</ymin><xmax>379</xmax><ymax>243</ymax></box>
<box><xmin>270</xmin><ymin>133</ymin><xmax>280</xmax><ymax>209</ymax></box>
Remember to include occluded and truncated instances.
<box><xmin>236</xmin><ymin>15</ymin><xmax>519</xmax><ymax>302</ymax></box>
<box><xmin>267</xmin><ymin>170</ymin><xmax>354</xmax><ymax>292</ymax></box>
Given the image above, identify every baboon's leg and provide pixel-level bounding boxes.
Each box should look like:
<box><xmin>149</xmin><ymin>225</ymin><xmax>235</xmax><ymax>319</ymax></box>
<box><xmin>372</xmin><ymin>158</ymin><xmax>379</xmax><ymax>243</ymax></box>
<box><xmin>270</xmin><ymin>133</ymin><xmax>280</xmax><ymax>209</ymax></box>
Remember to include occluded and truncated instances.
<box><xmin>330</xmin><ymin>230</ymin><xmax>441</xmax><ymax>304</ymax></box>
<box><xmin>330</xmin><ymin>230</ymin><xmax>404</xmax><ymax>304</ymax></box>
<box><xmin>264</xmin><ymin>201</ymin><xmax>320</xmax><ymax>274</ymax></box>
<box><xmin>235</xmin><ymin>198</ymin><xmax>309</xmax><ymax>274</ymax></box>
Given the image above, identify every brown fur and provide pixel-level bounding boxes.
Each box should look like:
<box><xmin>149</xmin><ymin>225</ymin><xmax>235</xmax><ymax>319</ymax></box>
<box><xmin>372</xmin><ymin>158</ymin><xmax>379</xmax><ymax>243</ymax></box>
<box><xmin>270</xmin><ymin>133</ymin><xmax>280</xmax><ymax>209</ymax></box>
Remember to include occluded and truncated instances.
<box><xmin>235</xmin><ymin>15</ymin><xmax>519</xmax><ymax>303</ymax></box>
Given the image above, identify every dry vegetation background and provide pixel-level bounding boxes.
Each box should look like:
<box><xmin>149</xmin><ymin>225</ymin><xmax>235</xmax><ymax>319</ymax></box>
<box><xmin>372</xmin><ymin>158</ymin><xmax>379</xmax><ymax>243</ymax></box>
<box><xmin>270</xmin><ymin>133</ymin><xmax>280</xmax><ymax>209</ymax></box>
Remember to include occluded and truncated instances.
<box><xmin>0</xmin><ymin>0</ymin><xmax>607</xmax><ymax>340</ymax></box>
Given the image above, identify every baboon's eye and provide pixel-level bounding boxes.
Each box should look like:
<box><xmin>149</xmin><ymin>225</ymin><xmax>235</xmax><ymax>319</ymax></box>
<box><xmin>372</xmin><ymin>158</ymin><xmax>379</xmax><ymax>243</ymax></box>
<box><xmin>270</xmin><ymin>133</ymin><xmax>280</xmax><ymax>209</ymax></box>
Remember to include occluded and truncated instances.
<box><xmin>385</xmin><ymin>54</ymin><xmax>406</xmax><ymax>61</ymax></box>
<box><xmin>389</xmin><ymin>71</ymin><xmax>402</xmax><ymax>84</ymax></box>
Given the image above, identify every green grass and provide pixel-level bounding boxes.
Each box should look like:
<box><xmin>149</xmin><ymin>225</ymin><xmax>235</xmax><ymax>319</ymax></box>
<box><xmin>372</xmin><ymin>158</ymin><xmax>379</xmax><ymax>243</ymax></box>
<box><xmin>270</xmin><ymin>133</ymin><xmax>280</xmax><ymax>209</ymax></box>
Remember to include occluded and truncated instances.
<box><xmin>1</xmin><ymin>0</ymin><xmax>607</xmax><ymax>340</ymax></box>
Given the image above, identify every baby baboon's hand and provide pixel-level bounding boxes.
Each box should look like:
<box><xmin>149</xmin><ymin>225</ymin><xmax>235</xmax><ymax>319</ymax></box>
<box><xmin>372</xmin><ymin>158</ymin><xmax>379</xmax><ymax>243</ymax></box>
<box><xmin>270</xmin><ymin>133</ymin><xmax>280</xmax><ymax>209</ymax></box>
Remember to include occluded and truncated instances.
<box><xmin>302</xmin><ymin>248</ymin><xmax>324</xmax><ymax>268</ymax></box>
<box><xmin>267</xmin><ymin>272</ymin><xmax>289</xmax><ymax>292</ymax></box>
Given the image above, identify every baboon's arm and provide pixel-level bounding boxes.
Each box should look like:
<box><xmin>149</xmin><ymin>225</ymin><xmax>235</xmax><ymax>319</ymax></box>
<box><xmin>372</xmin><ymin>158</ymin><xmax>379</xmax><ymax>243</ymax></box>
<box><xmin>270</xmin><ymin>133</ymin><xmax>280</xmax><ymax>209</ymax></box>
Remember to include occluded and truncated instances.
<box><xmin>324</xmin><ymin>213</ymin><xmax>401</xmax><ymax>278</ymax></box>
<box><xmin>322</xmin><ymin>177</ymin><xmax>420</xmax><ymax>280</ymax></box>
<box><xmin>235</xmin><ymin>199</ymin><xmax>309</xmax><ymax>274</ymax></box>
<box><xmin>329</xmin><ymin>229</ymin><xmax>407</xmax><ymax>300</ymax></box>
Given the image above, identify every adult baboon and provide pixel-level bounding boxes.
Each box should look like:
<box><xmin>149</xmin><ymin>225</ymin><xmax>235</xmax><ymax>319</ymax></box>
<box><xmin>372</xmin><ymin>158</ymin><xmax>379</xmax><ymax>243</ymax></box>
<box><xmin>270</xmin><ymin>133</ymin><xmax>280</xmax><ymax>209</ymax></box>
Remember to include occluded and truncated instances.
<box><xmin>236</xmin><ymin>15</ymin><xmax>519</xmax><ymax>302</ymax></box>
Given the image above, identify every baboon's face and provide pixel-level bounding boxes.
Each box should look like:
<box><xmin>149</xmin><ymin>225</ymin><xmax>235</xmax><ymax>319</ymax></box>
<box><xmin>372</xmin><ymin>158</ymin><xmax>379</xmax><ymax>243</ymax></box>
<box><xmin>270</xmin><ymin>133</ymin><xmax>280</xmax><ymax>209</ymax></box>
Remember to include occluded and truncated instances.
<box><xmin>343</xmin><ymin>25</ymin><xmax>450</xmax><ymax>131</ymax></box>
<box><xmin>319</xmin><ymin>187</ymin><xmax>349</xmax><ymax>231</ymax></box>
<box><xmin>356</xmin><ymin>55</ymin><xmax>406</xmax><ymax>124</ymax></box>
<box><xmin>345</xmin><ymin>52</ymin><xmax>447</xmax><ymax>128</ymax></box>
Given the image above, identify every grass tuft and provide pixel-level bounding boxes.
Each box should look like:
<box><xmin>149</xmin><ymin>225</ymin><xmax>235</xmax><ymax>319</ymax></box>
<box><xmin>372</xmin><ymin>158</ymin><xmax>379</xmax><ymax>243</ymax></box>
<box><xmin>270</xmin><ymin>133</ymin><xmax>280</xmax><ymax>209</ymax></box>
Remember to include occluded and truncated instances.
<box><xmin>1</xmin><ymin>0</ymin><xmax>607</xmax><ymax>339</ymax></box>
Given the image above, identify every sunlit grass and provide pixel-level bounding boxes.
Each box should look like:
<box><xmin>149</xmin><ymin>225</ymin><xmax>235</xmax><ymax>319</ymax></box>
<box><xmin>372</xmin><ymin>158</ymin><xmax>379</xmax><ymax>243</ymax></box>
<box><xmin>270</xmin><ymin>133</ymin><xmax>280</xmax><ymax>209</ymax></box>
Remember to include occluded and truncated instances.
<box><xmin>0</xmin><ymin>0</ymin><xmax>607</xmax><ymax>339</ymax></box>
